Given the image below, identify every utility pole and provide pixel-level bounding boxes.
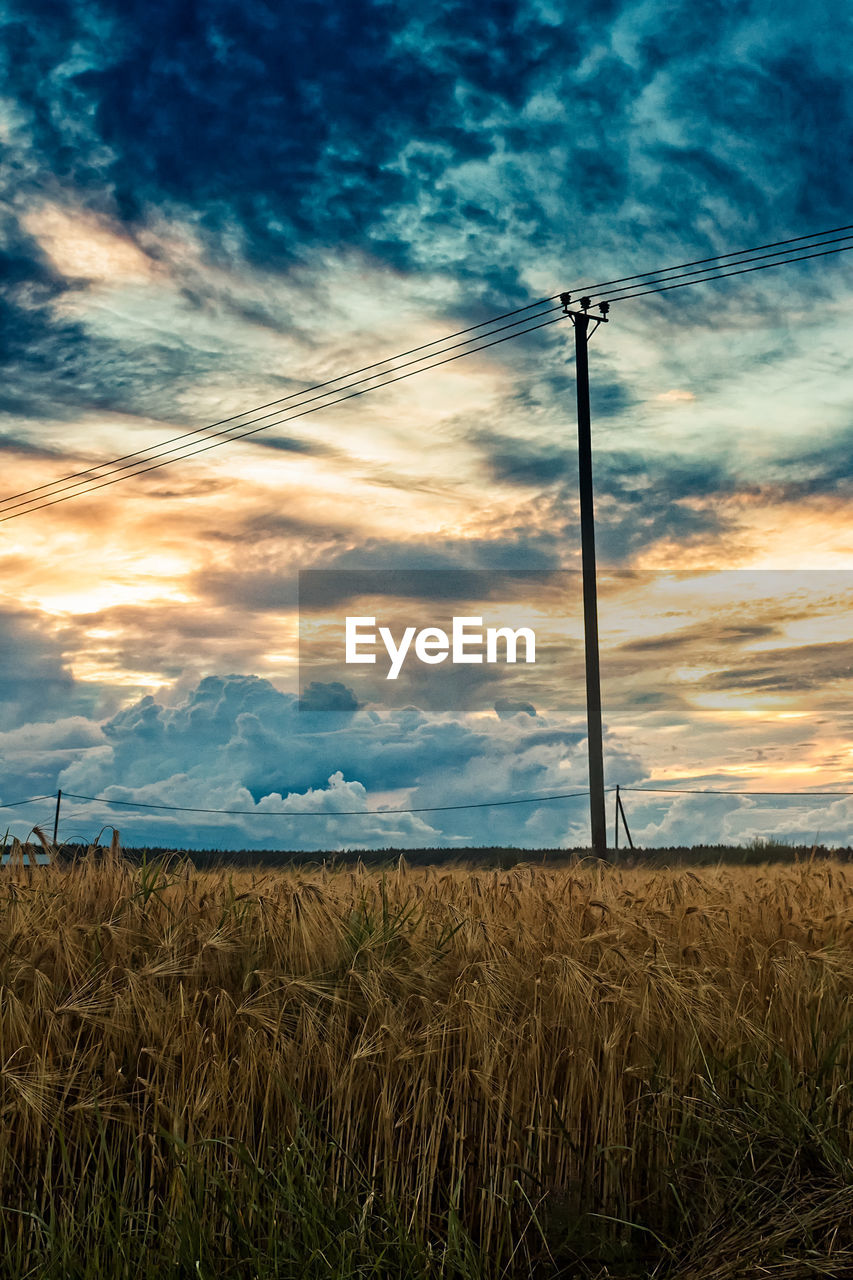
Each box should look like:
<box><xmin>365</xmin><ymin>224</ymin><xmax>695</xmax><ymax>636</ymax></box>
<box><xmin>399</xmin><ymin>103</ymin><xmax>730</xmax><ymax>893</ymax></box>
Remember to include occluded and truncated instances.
<box><xmin>53</xmin><ymin>789</ymin><xmax>62</xmax><ymax>847</ymax></box>
<box><xmin>561</xmin><ymin>293</ymin><xmax>608</xmax><ymax>858</ymax></box>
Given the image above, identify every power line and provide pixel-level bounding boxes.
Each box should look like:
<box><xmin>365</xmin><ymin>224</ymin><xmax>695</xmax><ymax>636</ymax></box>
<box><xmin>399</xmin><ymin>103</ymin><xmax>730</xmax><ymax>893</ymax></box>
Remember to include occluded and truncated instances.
<box><xmin>574</xmin><ymin>234</ymin><xmax>853</xmax><ymax>305</ymax></box>
<box><xmin>3</xmin><ymin>224</ymin><xmax>852</xmax><ymax>522</ymax></box>
<box><xmin>0</xmin><ymin>304</ymin><xmax>566</xmax><ymax>511</ymax></box>
<box><xmin>30</xmin><ymin>224</ymin><xmax>853</xmax><ymax>497</ymax></box>
<box><xmin>0</xmin><ymin>309</ymin><xmax>571</xmax><ymax>511</ymax></box>
<box><xmin>0</xmin><ymin>794</ymin><xmax>56</xmax><ymax>810</ymax></box>
<box><xmin>0</xmin><ymin>305</ymin><xmax>565</xmax><ymax>517</ymax></box>
<box><xmin>569</xmin><ymin>222</ymin><xmax>853</xmax><ymax>296</ymax></box>
<box><xmin>3</xmin><ymin>784</ymin><xmax>849</xmax><ymax>821</ymax></box>
<box><xmin>600</xmin><ymin>242</ymin><xmax>853</xmax><ymax>305</ymax></box>
<box><xmin>0</xmin><ymin>311</ymin><xmax>568</xmax><ymax>522</ymax></box>
<box><xmin>6</xmin><ymin>234</ymin><xmax>852</xmax><ymax>517</ymax></box>
<box><xmin>2</xmin><ymin>784</ymin><xmax>849</xmax><ymax>860</ymax></box>
<box><xmin>60</xmin><ymin>788</ymin><xmax>594</xmax><ymax>816</ymax></box>
<box><xmin>13</xmin><ymin>223</ymin><xmax>849</xmax><ymax>512</ymax></box>
<box><xmin>0</xmin><ymin>237</ymin><xmax>840</xmax><ymax>523</ymax></box>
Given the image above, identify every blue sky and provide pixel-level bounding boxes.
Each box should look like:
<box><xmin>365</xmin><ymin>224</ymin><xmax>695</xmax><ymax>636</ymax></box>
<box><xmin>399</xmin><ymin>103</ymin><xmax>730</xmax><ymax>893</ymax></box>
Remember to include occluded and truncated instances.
<box><xmin>1</xmin><ymin>0</ymin><xmax>852</xmax><ymax>850</ymax></box>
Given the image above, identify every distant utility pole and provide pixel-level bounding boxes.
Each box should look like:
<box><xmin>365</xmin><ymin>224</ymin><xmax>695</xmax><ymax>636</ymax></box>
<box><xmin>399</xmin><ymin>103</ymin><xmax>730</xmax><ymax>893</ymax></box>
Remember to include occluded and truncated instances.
<box><xmin>53</xmin><ymin>789</ymin><xmax>62</xmax><ymax>847</ymax></box>
<box><xmin>561</xmin><ymin>293</ymin><xmax>609</xmax><ymax>858</ymax></box>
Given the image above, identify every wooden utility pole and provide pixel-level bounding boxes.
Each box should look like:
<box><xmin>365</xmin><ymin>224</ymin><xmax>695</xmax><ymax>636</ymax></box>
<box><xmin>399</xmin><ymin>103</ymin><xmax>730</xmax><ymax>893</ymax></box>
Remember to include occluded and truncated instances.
<box><xmin>561</xmin><ymin>294</ymin><xmax>608</xmax><ymax>857</ymax></box>
<box><xmin>53</xmin><ymin>789</ymin><xmax>61</xmax><ymax>847</ymax></box>
<box><xmin>614</xmin><ymin>783</ymin><xmax>634</xmax><ymax>852</ymax></box>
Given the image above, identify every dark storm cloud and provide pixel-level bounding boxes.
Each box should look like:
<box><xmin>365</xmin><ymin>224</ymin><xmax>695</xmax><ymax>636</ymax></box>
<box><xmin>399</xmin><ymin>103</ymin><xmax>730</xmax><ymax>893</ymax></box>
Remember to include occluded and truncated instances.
<box><xmin>1</xmin><ymin>0</ymin><xmax>851</xmax><ymax>441</ymax></box>
<box><xmin>325</xmin><ymin>535</ymin><xmax>564</xmax><ymax>572</ymax></box>
<box><xmin>494</xmin><ymin>697</ymin><xmax>537</xmax><ymax>719</ymax></box>
<box><xmin>200</xmin><ymin>512</ymin><xmax>349</xmax><ymax>544</ymax></box>
<box><xmin>586</xmin><ymin>453</ymin><xmax>732</xmax><ymax>561</ymax></box>
<box><xmin>0</xmin><ymin>214</ymin><xmax>91</xmax><ymax>417</ymax></box>
<box><xmin>297</xmin><ymin>567</ymin><xmax>560</xmax><ymax>610</ymax></box>
<box><xmin>0</xmin><ymin>433</ymin><xmax>69</xmax><ymax>459</ymax></box>
<box><xmin>188</xmin><ymin>566</ymin><xmax>300</xmax><ymax>612</ymax></box>
<box><xmin>467</xmin><ymin>348</ymin><xmax>639</xmax><ymax>484</ymax></box>
<box><xmin>477</xmin><ymin>430</ymin><xmax>573</xmax><ymax>488</ymax></box>
<box><xmin>192</xmin><ymin>541</ymin><xmax>566</xmax><ymax>613</ymax></box>
<box><xmin>0</xmin><ymin>716</ymin><xmax>108</xmax><ymax>823</ymax></box>
<box><xmin>4</xmin><ymin>0</ymin><xmax>850</xmax><ymax>284</ymax></box>
<box><xmin>3</xmin><ymin>0</ymin><xmax>572</xmax><ymax>264</ymax></box>
<box><xmin>248</xmin><ymin>434</ymin><xmax>340</xmax><ymax>458</ymax></box>
<box><xmin>471</xmin><ymin>427</ymin><xmax>734</xmax><ymax>558</ymax></box>
<box><xmin>0</xmin><ymin>608</ymin><xmax>76</xmax><ymax>726</ymax></box>
<box><xmin>0</xmin><ymin>211</ymin><xmax>229</xmax><ymax>423</ymax></box>
<box><xmin>642</xmin><ymin>38</ymin><xmax>853</xmax><ymax>234</ymax></box>
<box><xmin>0</xmin><ymin>607</ymin><xmax>122</xmax><ymax>748</ymax></box>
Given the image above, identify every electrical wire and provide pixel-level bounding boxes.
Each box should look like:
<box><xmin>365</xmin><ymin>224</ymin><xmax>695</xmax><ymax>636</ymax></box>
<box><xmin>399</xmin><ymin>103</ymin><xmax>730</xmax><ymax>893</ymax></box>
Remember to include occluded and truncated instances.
<box><xmin>61</xmin><ymin>788</ymin><xmax>594</xmax><ymax>816</ymax></box>
<box><xmin>0</xmin><ymin>311</ymin><xmax>568</xmax><ymax>522</ymax></box>
<box><xmin>3</xmin><ymin>785</ymin><xmax>848</xmax><ymax>825</ymax></box>
<box><xmin>0</xmin><ymin>794</ymin><xmax>56</xmax><ymax>810</ymax></box>
<box><xmin>597</xmin><ymin>242</ymin><xmax>853</xmax><ymax>306</ymax></box>
<box><xmin>3</xmin><ymin>226</ymin><xmax>852</xmax><ymax>522</ymax></box>
<box><xmin>0</xmin><ymin>304</ymin><xmax>566</xmax><ymax>517</ymax></box>
<box><xmin>7</xmin><ymin>225</ymin><xmax>850</xmax><ymax>515</ymax></box>
<box><xmin>568</xmin><ymin>222</ymin><xmax>853</xmax><ymax>296</ymax></box>
<box><xmin>4</xmin><ymin>230</ymin><xmax>850</xmax><ymax>518</ymax></box>
<box><xmin>0</xmin><ymin>300</ymin><xmax>566</xmax><ymax>509</ymax></box>
<box><xmin>12</xmin><ymin>222</ymin><xmax>852</xmax><ymax>513</ymax></box>
<box><xmin>5</xmin><ymin>224</ymin><xmax>852</xmax><ymax>516</ymax></box>
<box><xmin>571</xmin><ymin>233</ymin><xmax>853</xmax><ymax>305</ymax></box>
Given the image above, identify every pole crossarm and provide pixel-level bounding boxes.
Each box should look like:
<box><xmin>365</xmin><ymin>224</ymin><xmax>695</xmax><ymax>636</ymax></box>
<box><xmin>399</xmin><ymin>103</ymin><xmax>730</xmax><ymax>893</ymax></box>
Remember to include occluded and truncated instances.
<box><xmin>560</xmin><ymin>292</ymin><xmax>610</xmax><ymax>334</ymax></box>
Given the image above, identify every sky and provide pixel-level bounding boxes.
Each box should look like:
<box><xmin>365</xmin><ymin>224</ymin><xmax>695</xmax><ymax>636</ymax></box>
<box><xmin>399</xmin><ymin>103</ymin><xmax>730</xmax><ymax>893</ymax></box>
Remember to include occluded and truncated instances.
<box><xmin>1</xmin><ymin>0</ymin><xmax>853</xmax><ymax>852</ymax></box>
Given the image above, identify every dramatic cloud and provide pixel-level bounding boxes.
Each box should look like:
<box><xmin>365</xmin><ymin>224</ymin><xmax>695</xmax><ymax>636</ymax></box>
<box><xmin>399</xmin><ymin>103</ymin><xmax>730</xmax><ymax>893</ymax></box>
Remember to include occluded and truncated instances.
<box><xmin>0</xmin><ymin>606</ymin><xmax>110</xmax><ymax>729</ymax></box>
<box><xmin>1</xmin><ymin>0</ymin><xmax>852</xmax><ymax>850</ymax></box>
<box><xmin>39</xmin><ymin>674</ymin><xmax>599</xmax><ymax>849</ymax></box>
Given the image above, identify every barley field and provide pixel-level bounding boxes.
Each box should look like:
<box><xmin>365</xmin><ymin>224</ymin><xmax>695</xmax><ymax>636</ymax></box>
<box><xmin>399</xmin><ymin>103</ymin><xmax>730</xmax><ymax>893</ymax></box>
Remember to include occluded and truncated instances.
<box><xmin>2</xmin><ymin>837</ymin><xmax>853</xmax><ymax>1279</ymax></box>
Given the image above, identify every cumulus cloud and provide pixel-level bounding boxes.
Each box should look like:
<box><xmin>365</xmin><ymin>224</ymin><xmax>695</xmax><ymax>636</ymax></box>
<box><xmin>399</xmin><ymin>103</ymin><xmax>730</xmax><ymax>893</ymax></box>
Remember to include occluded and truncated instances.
<box><xmin>494</xmin><ymin>697</ymin><xmax>538</xmax><ymax>719</ymax></box>
<box><xmin>0</xmin><ymin>642</ymin><xmax>839</xmax><ymax>850</ymax></box>
<box><xmin>34</xmin><ymin>673</ymin><xmax>597</xmax><ymax>849</ymax></box>
<box><xmin>298</xmin><ymin>681</ymin><xmax>360</xmax><ymax>712</ymax></box>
